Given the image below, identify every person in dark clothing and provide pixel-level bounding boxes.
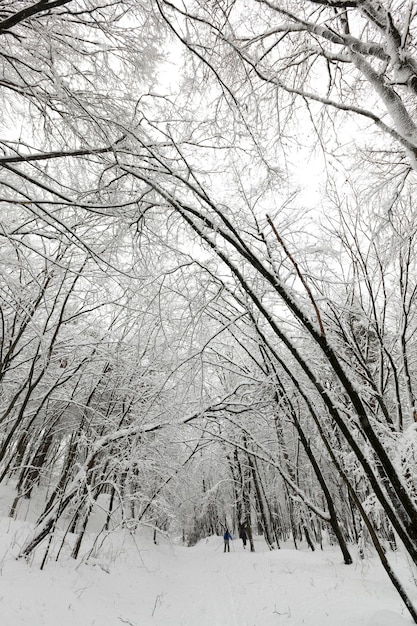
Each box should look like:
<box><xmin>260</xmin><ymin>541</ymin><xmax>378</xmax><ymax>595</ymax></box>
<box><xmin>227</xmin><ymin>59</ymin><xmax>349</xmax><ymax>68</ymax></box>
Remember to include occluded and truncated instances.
<box><xmin>223</xmin><ymin>529</ymin><xmax>232</xmax><ymax>552</ymax></box>
<box><xmin>239</xmin><ymin>526</ymin><xmax>247</xmax><ymax>549</ymax></box>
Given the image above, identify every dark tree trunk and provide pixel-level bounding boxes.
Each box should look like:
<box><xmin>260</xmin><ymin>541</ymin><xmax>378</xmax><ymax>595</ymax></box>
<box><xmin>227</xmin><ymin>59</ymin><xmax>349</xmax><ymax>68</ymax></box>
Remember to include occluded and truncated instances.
<box><xmin>246</xmin><ymin>444</ymin><xmax>275</xmax><ymax>549</ymax></box>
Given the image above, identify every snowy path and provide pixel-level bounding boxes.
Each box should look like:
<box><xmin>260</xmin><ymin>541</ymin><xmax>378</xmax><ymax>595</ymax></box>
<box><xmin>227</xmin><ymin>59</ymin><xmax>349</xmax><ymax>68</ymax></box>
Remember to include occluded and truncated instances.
<box><xmin>0</xmin><ymin>525</ymin><xmax>415</xmax><ymax>626</ymax></box>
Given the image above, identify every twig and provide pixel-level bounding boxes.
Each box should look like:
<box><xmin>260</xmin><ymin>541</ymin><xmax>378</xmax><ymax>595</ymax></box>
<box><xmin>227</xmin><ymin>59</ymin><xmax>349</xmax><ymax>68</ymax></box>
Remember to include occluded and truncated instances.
<box><xmin>151</xmin><ymin>593</ymin><xmax>164</xmax><ymax>616</ymax></box>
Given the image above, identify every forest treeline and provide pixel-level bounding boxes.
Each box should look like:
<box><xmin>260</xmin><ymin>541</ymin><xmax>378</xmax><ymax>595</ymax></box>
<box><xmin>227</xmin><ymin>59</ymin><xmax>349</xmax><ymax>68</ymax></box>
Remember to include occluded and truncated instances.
<box><xmin>2</xmin><ymin>0</ymin><xmax>417</xmax><ymax>620</ymax></box>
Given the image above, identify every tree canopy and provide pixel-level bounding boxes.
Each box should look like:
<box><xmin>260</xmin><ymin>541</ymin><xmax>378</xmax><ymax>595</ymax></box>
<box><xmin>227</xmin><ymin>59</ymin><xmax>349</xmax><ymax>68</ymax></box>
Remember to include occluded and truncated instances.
<box><xmin>2</xmin><ymin>0</ymin><xmax>417</xmax><ymax>621</ymax></box>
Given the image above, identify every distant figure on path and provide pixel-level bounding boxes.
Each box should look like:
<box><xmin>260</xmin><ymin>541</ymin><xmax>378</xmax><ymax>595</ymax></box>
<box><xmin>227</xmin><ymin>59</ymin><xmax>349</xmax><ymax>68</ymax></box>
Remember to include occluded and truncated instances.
<box><xmin>223</xmin><ymin>529</ymin><xmax>232</xmax><ymax>552</ymax></box>
<box><xmin>239</xmin><ymin>526</ymin><xmax>247</xmax><ymax>549</ymax></box>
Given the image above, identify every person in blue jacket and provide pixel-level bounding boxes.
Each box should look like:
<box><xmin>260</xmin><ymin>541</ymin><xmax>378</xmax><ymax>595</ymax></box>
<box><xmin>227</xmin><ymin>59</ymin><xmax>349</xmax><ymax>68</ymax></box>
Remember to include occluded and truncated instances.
<box><xmin>223</xmin><ymin>529</ymin><xmax>232</xmax><ymax>552</ymax></box>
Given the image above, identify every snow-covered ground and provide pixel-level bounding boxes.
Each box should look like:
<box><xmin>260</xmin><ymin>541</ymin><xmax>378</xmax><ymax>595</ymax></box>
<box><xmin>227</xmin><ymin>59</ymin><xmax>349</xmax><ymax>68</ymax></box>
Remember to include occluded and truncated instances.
<box><xmin>0</xmin><ymin>515</ymin><xmax>416</xmax><ymax>626</ymax></box>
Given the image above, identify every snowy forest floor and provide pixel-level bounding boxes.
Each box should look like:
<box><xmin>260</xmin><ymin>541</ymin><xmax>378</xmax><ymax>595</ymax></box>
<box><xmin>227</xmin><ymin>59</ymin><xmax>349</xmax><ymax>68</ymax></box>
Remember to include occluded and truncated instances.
<box><xmin>0</xmin><ymin>514</ymin><xmax>416</xmax><ymax>626</ymax></box>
